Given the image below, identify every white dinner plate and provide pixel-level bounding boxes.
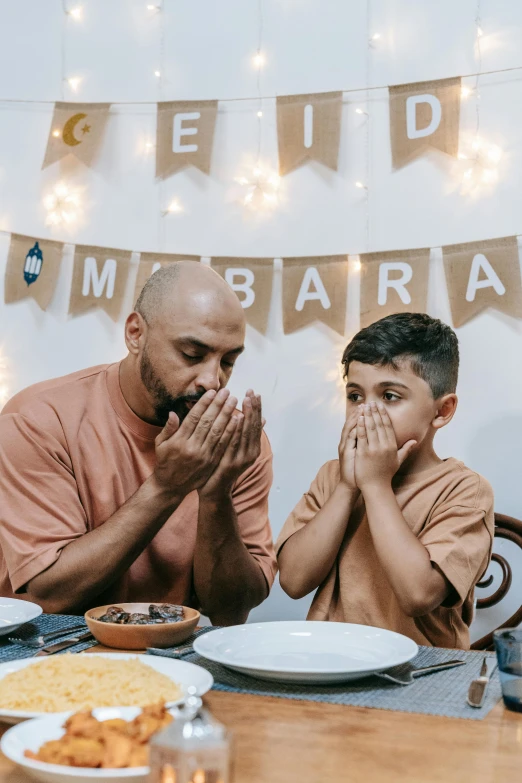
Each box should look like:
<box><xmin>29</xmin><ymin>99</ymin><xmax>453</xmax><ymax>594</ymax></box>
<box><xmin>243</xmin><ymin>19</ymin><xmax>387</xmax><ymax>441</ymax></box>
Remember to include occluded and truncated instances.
<box><xmin>0</xmin><ymin>597</ymin><xmax>42</xmax><ymax>636</ymax></box>
<box><xmin>0</xmin><ymin>653</ymin><xmax>213</xmax><ymax>724</ymax></box>
<box><xmin>194</xmin><ymin>621</ymin><xmax>418</xmax><ymax>683</ymax></box>
<box><xmin>2</xmin><ymin>706</ymin><xmax>174</xmax><ymax>783</ymax></box>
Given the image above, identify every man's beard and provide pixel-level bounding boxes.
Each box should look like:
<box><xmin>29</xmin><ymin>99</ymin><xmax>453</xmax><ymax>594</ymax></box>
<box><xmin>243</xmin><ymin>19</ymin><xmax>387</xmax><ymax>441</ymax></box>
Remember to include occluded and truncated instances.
<box><xmin>140</xmin><ymin>347</ymin><xmax>203</xmax><ymax>426</ymax></box>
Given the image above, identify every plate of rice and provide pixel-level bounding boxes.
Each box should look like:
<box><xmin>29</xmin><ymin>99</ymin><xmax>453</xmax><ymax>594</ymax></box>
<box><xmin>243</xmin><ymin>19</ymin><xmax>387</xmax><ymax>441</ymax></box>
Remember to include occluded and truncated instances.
<box><xmin>0</xmin><ymin>653</ymin><xmax>213</xmax><ymax>724</ymax></box>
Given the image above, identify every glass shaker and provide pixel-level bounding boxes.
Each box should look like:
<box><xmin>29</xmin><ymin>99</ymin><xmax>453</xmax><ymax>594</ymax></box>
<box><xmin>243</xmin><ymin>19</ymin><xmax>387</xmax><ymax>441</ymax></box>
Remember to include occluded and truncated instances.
<box><xmin>148</xmin><ymin>689</ymin><xmax>233</xmax><ymax>783</ymax></box>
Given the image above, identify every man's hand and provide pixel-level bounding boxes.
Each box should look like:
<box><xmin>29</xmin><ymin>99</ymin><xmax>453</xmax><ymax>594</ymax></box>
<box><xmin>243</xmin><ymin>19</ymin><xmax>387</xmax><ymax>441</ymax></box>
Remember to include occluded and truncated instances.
<box><xmin>355</xmin><ymin>402</ymin><xmax>417</xmax><ymax>490</ymax></box>
<box><xmin>338</xmin><ymin>406</ymin><xmax>362</xmax><ymax>491</ymax></box>
<box><xmin>198</xmin><ymin>389</ymin><xmax>263</xmax><ymax>499</ymax></box>
<box><xmin>153</xmin><ymin>388</ymin><xmax>240</xmax><ymax>497</ymax></box>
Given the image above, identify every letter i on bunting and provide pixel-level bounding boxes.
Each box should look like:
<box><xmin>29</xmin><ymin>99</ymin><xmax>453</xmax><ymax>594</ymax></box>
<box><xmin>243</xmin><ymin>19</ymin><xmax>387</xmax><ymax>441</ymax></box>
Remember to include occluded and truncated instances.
<box><xmin>134</xmin><ymin>252</ymin><xmax>200</xmax><ymax>304</ymax></box>
<box><xmin>211</xmin><ymin>257</ymin><xmax>274</xmax><ymax>335</ymax></box>
<box><xmin>442</xmin><ymin>237</ymin><xmax>522</xmax><ymax>328</ymax></box>
<box><xmin>359</xmin><ymin>248</ymin><xmax>430</xmax><ymax>328</ymax></box>
<box><xmin>42</xmin><ymin>103</ymin><xmax>111</xmax><ymax>168</ymax></box>
<box><xmin>4</xmin><ymin>234</ymin><xmax>64</xmax><ymax>310</ymax></box>
<box><xmin>282</xmin><ymin>256</ymin><xmax>348</xmax><ymax>335</ymax></box>
<box><xmin>69</xmin><ymin>245</ymin><xmax>131</xmax><ymax>321</ymax></box>
<box><xmin>389</xmin><ymin>77</ymin><xmax>461</xmax><ymax>169</ymax></box>
<box><xmin>156</xmin><ymin>100</ymin><xmax>218</xmax><ymax>178</ymax></box>
<box><xmin>277</xmin><ymin>92</ymin><xmax>343</xmax><ymax>175</ymax></box>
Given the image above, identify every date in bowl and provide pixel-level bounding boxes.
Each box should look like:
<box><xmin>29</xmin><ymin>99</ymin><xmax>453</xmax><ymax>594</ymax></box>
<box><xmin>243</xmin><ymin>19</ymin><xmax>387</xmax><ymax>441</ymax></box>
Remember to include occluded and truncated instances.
<box><xmin>85</xmin><ymin>603</ymin><xmax>200</xmax><ymax>650</ymax></box>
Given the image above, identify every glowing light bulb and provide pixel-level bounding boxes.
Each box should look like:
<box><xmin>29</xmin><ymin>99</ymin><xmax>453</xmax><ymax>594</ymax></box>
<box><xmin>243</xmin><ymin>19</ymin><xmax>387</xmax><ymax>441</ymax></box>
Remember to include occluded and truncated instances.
<box><xmin>253</xmin><ymin>166</ymin><xmax>261</xmax><ymax>178</ymax></box>
<box><xmin>353</xmin><ymin>259</ymin><xmax>362</xmax><ymax>272</ymax></box>
<box><xmin>257</xmin><ymin>110</ymin><xmax>263</xmax><ymax>118</ymax></box>
<box><xmin>252</xmin><ymin>52</ymin><xmax>265</xmax><ymax>68</ymax></box>
<box><xmin>481</xmin><ymin>168</ymin><xmax>495</xmax><ymax>183</ymax></box>
<box><xmin>67</xmin><ymin>77</ymin><xmax>81</xmax><ymax>91</ymax></box>
<box><xmin>43</xmin><ymin>182</ymin><xmax>82</xmax><ymax>227</ymax></box>
<box><xmin>154</xmin><ymin>70</ymin><xmax>161</xmax><ymax>78</ymax></box>
<box><xmin>163</xmin><ymin>199</ymin><xmax>183</xmax><ymax>215</ymax></box>
<box><xmin>371</xmin><ymin>33</ymin><xmax>381</xmax><ymax>41</ymax></box>
<box><xmin>477</xmin><ymin>26</ymin><xmax>483</xmax><ymax>37</ymax></box>
<box><xmin>355</xmin><ymin>108</ymin><xmax>367</xmax><ymax>115</ymax></box>
<box><xmin>68</xmin><ymin>6</ymin><xmax>83</xmax><ymax>20</ymax></box>
<box><xmin>458</xmin><ymin>152</ymin><xmax>467</xmax><ymax>160</ymax></box>
<box><xmin>52</xmin><ymin>129</ymin><xmax>61</xmax><ymax>138</ymax></box>
<box><xmin>488</xmin><ymin>146</ymin><xmax>502</xmax><ymax>163</ymax></box>
<box><xmin>461</xmin><ymin>86</ymin><xmax>472</xmax><ymax>98</ymax></box>
<box><xmin>355</xmin><ymin>181</ymin><xmax>366</xmax><ymax>189</ymax></box>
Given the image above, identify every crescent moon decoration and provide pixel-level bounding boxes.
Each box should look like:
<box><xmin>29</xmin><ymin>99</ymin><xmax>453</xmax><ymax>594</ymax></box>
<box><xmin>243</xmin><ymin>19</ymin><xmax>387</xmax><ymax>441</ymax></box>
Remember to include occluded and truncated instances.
<box><xmin>62</xmin><ymin>113</ymin><xmax>88</xmax><ymax>147</ymax></box>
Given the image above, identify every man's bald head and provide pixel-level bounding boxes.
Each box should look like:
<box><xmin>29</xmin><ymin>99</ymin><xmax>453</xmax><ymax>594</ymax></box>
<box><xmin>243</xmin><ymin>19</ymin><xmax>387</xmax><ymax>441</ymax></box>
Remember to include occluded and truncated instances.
<box><xmin>135</xmin><ymin>261</ymin><xmax>244</xmax><ymax>327</ymax></box>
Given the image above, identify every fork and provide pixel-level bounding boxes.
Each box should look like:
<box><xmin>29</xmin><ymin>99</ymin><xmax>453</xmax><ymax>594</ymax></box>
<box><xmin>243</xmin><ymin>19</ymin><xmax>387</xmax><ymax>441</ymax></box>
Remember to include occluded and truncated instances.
<box><xmin>8</xmin><ymin>623</ymin><xmax>88</xmax><ymax>647</ymax></box>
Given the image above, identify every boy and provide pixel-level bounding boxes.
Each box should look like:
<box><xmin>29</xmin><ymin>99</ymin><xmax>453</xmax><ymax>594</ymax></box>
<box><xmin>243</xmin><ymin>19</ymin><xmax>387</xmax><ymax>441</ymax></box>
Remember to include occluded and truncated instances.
<box><xmin>277</xmin><ymin>313</ymin><xmax>494</xmax><ymax>649</ymax></box>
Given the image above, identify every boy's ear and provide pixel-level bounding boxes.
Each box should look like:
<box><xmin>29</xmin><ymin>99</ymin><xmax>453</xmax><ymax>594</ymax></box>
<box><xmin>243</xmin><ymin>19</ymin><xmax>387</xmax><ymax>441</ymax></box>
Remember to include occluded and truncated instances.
<box><xmin>432</xmin><ymin>393</ymin><xmax>458</xmax><ymax>430</ymax></box>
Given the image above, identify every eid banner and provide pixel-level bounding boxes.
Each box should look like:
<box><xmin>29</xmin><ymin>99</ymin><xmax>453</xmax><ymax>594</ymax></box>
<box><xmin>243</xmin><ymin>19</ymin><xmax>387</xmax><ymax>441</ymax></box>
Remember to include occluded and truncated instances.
<box><xmin>156</xmin><ymin>100</ymin><xmax>218</xmax><ymax>178</ymax></box>
<box><xmin>389</xmin><ymin>77</ymin><xmax>461</xmax><ymax>169</ymax></box>
<box><xmin>211</xmin><ymin>257</ymin><xmax>274</xmax><ymax>334</ymax></box>
<box><xmin>133</xmin><ymin>252</ymin><xmax>200</xmax><ymax>303</ymax></box>
<box><xmin>42</xmin><ymin>103</ymin><xmax>111</xmax><ymax>169</ymax></box>
<box><xmin>4</xmin><ymin>234</ymin><xmax>64</xmax><ymax>311</ymax></box>
<box><xmin>276</xmin><ymin>92</ymin><xmax>343</xmax><ymax>176</ymax></box>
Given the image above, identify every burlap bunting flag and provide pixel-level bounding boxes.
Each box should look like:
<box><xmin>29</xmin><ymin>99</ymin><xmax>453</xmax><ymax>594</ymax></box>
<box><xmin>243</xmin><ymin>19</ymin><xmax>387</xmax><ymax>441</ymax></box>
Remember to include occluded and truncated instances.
<box><xmin>133</xmin><ymin>252</ymin><xmax>200</xmax><ymax>304</ymax></box>
<box><xmin>69</xmin><ymin>245</ymin><xmax>131</xmax><ymax>322</ymax></box>
<box><xmin>156</xmin><ymin>100</ymin><xmax>218</xmax><ymax>179</ymax></box>
<box><xmin>42</xmin><ymin>103</ymin><xmax>111</xmax><ymax>169</ymax></box>
<box><xmin>359</xmin><ymin>248</ymin><xmax>431</xmax><ymax>328</ymax></box>
<box><xmin>211</xmin><ymin>257</ymin><xmax>274</xmax><ymax>334</ymax></box>
<box><xmin>282</xmin><ymin>255</ymin><xmax>348</xmax><ymax>335</ymax></box>
<box><xmin>276</xmin><ymin>92</ymin><xmax>343</xmax><ymax>176</ymax></box>
<box><xmin>4</xmin><ymin>234</ymin><xmax>64</xmax><ymax>311</ymax></box>
<box><xmin>389</xmin><ymin>77</ymin><xmax>461</xmax><ymax>169</ymax></box>
<box><xmin>442</xmin><ymin>236</ymin><xmax>522</xmax><ymax>328</ymax></box>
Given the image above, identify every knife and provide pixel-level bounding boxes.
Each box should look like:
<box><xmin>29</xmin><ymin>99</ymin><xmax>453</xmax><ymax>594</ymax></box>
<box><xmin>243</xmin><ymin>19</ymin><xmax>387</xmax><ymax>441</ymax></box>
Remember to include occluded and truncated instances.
<box><xmin>467</xmin><ymin>656</ymin><xmax>498</xmax><ymax>708</ymax></box>
<box><xmin>33</xmin><ymin>630</ymin><xmax>94</xmax><ymax>657</ymax></box>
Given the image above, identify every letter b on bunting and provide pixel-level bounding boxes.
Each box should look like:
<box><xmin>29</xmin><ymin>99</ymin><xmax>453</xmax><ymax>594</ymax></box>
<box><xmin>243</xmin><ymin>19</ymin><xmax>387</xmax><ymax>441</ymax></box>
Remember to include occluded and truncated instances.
<box><xmin>282</xmin><ymin>256</ymin><xmax>348</xmax><ymax>335</ymax></box>
<box><xmin>211</xmin><ymin>257</ymin><xmax>274</xmax><ymax>335</ymax></box>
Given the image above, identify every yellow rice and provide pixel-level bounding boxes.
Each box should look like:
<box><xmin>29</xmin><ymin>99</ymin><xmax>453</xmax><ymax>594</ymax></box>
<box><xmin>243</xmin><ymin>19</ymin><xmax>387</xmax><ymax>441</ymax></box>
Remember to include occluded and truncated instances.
<box><xmin>0</xmin><ymin>655</ymin><xmax>182</xmax><ymax>712</ymax></box>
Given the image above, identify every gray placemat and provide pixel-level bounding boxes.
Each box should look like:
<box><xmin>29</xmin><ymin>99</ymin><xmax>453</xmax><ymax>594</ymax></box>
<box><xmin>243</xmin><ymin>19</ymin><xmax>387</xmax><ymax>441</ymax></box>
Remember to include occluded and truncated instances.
<box><xmin>0</xmin><ymin>613</ymin><xmax>97</xmax><ymax>661</ymax></box>
<box><xmin>149</xmin><ymin>636</ymin><xmax>502</xmax><ymax>721</ymax></box>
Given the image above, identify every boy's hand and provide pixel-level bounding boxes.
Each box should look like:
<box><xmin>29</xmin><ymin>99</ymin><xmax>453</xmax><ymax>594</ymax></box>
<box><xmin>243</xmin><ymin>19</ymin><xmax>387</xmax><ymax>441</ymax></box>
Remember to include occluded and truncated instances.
<box><xmin>338</xmin><ymin>407</ymin><xmax>362</xmax><ymax>491</ymax></box>
<box><xmin>355</xmin><ymin>402</ymin><xmax>416</xmax><ymax>490</ymax></box>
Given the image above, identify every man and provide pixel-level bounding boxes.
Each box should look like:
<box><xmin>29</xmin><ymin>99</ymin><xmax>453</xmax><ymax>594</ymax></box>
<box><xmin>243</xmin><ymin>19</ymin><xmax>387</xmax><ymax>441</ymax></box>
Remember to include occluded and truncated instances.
<box><xmin>0</xmin><ymin>261</ymin><xmax>276</xmax><ymax>625</ymax></box>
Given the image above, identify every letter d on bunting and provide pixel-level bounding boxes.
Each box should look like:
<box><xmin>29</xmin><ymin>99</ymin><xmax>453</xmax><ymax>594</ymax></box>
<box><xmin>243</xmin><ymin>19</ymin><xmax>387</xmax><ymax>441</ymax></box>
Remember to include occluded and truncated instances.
<box><xmin>389</xmin><ymin>77</ymin><xmax>461</xmax><ymax>169</ymax></box>
<box><xmin>69</xmin><ymin>245</ymin><xmax>131</xmax><ymax>321</ymax></box>
<box><xmin>442</xmin><ymin>237</ymin><xmax>522</xmax><ymax>328</ymax></box>
<box><xmin>359</xmin><ymin>248</ymin><xmax>430</xmax><ymax>328</ymax></box>
<box><xmin>282</xmin><ymin>256</ymin><xmax>348</xmax><ymax>335</ymax></box>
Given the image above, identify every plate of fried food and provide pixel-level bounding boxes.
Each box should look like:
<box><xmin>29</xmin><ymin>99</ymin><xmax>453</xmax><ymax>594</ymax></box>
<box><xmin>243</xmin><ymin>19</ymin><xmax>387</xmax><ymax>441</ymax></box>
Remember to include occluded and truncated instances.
<box><xmin>1</xmin><ymin>702</ymin><xmax>175</xmax><ymax>783</ymax></box>
<box><xmin>0</xmin><ymin>653</ymin><xmax>213</xmax><ymax>724</ymax></box>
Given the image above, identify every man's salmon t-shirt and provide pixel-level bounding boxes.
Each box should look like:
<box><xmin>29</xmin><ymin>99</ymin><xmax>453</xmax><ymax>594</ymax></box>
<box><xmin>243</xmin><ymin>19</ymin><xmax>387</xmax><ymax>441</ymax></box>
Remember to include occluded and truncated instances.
<box><xmin>0</xmin><ymin>363</ymin><xmax>277</xmax><ymax>609</ymax></box>
<box><xmin>276</xmin><ymin>459</ymin><xmax>494</xmax><ymax>649</ymax></box>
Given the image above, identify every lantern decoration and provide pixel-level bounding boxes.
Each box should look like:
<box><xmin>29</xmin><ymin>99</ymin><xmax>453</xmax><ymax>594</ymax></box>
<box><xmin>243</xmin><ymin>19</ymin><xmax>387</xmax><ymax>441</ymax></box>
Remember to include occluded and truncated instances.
<box><xmin>23</xmin><ymin>242</ymin><xmax>44</xmax><ymax>286</ymax></box>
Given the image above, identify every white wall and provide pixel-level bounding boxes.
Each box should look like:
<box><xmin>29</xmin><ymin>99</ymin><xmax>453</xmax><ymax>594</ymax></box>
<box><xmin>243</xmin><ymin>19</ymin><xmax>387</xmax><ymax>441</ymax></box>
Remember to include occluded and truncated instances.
<box><xmin>0</xmin><ymin>0</ymin><xmax>521</xmax><ymax>640</ymax></box>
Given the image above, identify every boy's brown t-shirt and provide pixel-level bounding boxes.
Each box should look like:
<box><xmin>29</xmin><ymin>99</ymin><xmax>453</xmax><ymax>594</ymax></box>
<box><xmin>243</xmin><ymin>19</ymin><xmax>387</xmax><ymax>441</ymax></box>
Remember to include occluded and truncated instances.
<box><xmin>276</xmin><ymin>458</ymin><xmax>494</xmax><ymax>649</ymax></box>
<box><xmin>0</xmin><ymin>363</ymin><xmax>277</xmax><ymax>608</ymax></box>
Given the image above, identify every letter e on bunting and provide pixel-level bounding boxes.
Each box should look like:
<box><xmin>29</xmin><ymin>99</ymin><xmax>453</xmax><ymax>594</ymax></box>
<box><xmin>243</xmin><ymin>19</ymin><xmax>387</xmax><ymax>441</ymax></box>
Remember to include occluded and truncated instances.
<box><xmin>211</xmin><ymin>257</ymin><xmax>274</xmax><ymax>335</ymax></box>
<box><xmin>69</xmin><ymin>245</ymin><xmax>131</xmax><ymax>322</ymax></box>
<box><xmin>156</xmin><ymin>100</ymin><xmax>218</xmax><ymax>179</ymax></box>
<box><xmin>282</xmin><ymin>256</ymin><xmax>348</xmax><ymax>335</ymax></box>
<box><xmin>389</xmin><ymin>77</ymin><xmax>461</xmax><ymax>169</ymax></box>
<box><xmin>359</xmin><ymin>248</ymin><xmax>430</xmax><ymax>328</ymax></box>
<box><xmin>134</xmin><ymin>252</ymin><xmax>200</xmax><ymax>303</ymax></box>
<box><xmin>277</xmin><ymin>92</ymin><xmax>342</xmax><ymax>175</ymax></box>
<box><xmin>442</xmin><ymin>236</ymin><xmax>522</xmax><ymax>328</ymax></box>
<box><xmin>42</xmin><ymin>103</ymin><xmax>111</xmax><ymax>169</ymax></box>
<box><xmin>4</xmin><ymin>234</ymin><xmax>64</xmax><ymax>311</ymax></box>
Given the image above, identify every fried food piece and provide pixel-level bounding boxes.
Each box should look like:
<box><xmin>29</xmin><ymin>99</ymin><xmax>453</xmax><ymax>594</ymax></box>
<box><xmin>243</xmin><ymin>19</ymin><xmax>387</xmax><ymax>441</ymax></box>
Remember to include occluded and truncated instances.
<box><xmin>127</xmin><ymin>613</ymin><xmax>151</xmax><ymax>625</ymax></box>
<box><xmin>149</xmin><ymin>604</ymin><xmax>184</xmax><ymax>622</ymax></box>
<box><xmin>101</xmin><ymin>732</ymin><xmax>134</xmax><ymax>768</ymax></box>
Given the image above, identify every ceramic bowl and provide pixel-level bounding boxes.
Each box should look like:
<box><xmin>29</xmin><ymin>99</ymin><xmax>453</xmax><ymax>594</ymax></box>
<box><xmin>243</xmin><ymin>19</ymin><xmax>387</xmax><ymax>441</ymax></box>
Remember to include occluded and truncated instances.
<box><xmin>85</xmin><ymin>603</ymin><xmax>199</xmax><ymax>650</ymax></box>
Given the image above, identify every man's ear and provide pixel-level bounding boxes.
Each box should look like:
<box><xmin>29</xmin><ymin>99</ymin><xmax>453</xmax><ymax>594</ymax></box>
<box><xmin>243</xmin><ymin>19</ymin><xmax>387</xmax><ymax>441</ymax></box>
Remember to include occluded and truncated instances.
<box><xmin>124</xmin><ymin>312</ymin><xmax>147</xmax><ymax>356</ymax></box>
<box><xmin>432</xmin><ymin>393</ymin><xmax>458</xmax><ymax>430</ymax></box>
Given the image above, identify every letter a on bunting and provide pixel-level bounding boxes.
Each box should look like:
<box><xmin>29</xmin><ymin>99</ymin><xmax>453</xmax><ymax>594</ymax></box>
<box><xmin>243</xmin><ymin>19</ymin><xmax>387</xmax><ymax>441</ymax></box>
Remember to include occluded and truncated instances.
<box><xmin>389</xmin><ymin>77</ymin><xmax>461</xmax><ymax>169</ymax></box>
<box><xmin>282</xmin><ymin>256</ymin><xmax>348</xmax><ymax>334</ymax></box>
<box><xmin>442</xmin><ymin>237</ymin><xmax>522</xmax><ymax>328</ymax></box>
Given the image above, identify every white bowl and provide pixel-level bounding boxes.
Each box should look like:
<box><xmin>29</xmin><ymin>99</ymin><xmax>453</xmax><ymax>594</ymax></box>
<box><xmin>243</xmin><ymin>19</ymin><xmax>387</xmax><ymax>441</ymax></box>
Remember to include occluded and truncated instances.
<box><xmin>0</xmin><ymin>598</ymin><xmax>42</xmax><ymax>636</ymax></box>
<box><xmin>1</xmin><ymin>706</ymin><xmax>170</xmax><ymax>783</ymax></box>
<box><xmin>194</xmin><ymin>620</ymin><xmax>419</xmax><ymax>683</ymax></box>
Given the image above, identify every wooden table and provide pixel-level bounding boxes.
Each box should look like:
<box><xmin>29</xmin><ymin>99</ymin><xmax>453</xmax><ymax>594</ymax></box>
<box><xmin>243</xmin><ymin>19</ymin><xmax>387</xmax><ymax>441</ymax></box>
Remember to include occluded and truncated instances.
<box><xmin>0</xmin><ymin>645</ymin><xmax>521</xmax><ymax>783</ymax></box>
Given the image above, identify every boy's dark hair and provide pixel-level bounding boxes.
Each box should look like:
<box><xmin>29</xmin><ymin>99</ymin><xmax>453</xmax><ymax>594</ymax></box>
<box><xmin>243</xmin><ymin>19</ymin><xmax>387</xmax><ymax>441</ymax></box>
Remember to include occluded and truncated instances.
<box><xmin>342</xmin><ymin>313</ymin><xmax>459</xmax><ymax>399</ymax></box>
